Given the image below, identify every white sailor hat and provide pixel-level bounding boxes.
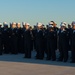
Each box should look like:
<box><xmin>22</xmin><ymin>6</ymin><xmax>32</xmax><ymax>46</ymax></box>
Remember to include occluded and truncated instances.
<box><xmin>22</xmin><ymin>22</ymin><xmax>25</xmax><ymax>25</ymax></box>
<box><xmin>12</xmin><ymin>22</ymin><xmax>16</xmax><ymax>25</ymax></box>
<box><xmin>3</xmin><ymin>22</ymin><xmax>7</xmax><ymax>24</ymax></box>
<box><xmin>60</xmin><ymin>23</ymin><xmax>66</xmax><ymax>27</ymax></box>
<box><xmin>3</xmin><ymin>22</ymin><xmax>8</xmax><ymax>26</ymax></box>
<box><xmin>37</xmin><ymin>23</ymin><xmax>42</xmax><ymax>27</ymax></box>
<box><xmin>17</xmin><ymin>23</ymin><xmax>21</xmax><ymax>25</ymax></box>
<box><xmin>61</xmin><ymin>22</ymin><xmax>67</xmax><ymax>25</ymax></box>
<box><xmin>72</xmin><ymin>21</ymin><xmax>75</xmax><ymax>25</ymax></box>
<box><xmin>49</xmin><ymin>21</ymin><xmax>54</xmax><ymax>25</ymax></box>
<box><xmin>25</xmin><ymin>23</ymin><xmax>30</xmax><ymax>26</ymax></box>
<box><xmin>49</xmin><ymin>25</ymin><xmax>54</xmax><ymax>28</ymax></box>
<box><xmin>68</xmin><ymin>24</ymin><xmax>71</xmax><ymax>26</ymax></box>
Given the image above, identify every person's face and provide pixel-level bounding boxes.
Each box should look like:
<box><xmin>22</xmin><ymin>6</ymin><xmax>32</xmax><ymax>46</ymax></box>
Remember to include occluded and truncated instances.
<box><xmin>61</xmin><ymin>26</ymin><xmax>65</xmax><ymax>30</ymax></box>
<box><xmin>49</xmin><ymin>27</ymin><xmax>54</xmax><ymax>31</ymax></box>
<box><xmin>68</xmin><ymin>25</ymin><xmax>71</xmax><ymax>28</ymax></box>
<box><xmin>25</xmin><ymin>25</ymin><xmax>29</xmax><ymax>30</ymax></box>
<box><xmin>17</xmin><ymin>24</ymin><xmax>21</xmax><ymax>28</ymax></box>
<box><xmin>12</xmin><ymin>24</ymin><xmax>16</xmax><ymax>28</ymax></box>
<box><xmin>37</xmin><ymin>26</ymin><xmax>42</xmax><ymax>29</ymax></box>
<box><xmin>72</xmin><ymin>25</ymin><xmax>75</xmax><ymax>30</ymax></box>
<box><xmin>53</xmin><ymin>24</ymin><xmax>56</xmax><ymax>27</ymax></box>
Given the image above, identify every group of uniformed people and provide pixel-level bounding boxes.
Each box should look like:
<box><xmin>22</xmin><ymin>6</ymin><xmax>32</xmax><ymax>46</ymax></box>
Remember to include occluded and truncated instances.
<box><xmin>0</xmin><ymin>21</ymin><xmax>75</xmax><ymax>63</ymax></box>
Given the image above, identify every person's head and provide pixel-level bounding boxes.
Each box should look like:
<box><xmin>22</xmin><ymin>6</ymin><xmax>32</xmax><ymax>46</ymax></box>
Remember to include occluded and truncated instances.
<box><xmin>34</xmin><ymin>25</ymin><xmax>37</xmax><ymax>29</ymax></box>
<box><xmin>10</xmin><ymin>23</ymin><xmax>12</xmax><ymax>28</ymax></box>
<box><xmin>49</xmin><ymin>21</ymin><xmax>57</xmax><ymax>27</ymax></box>
<box><xmin>3</xmin><ymin>22</ymin><xmax>8</xmax><ymax>28</ymax></box>
<box><xmin>29</xmin><ymin>26</ymin><xmax>33</xmax><ymax>30</ymax></box>
<box><xmin>12</xmin><ymin>22</ymin><xmax>16</xmax><ymax>28</ymax></box>
<box><xmin>53</xmin><ymin>22</ymin><xmax>57</xmax><ymax>27</ymax></box>
<box><xmin>22</xmin><ymin>22</ymin><xmax>25</xmax><ymax>28</ymax></box>
<box><xmin>61</xmin><ymin>22</ymin><xmax>67</xmax><ymax>27</ymax></box>
<box><xmin>48</xmin><ymin>25</ymin><xmax>54</xmax><ymax>31</ymax></box>
<box><xmin>60</xmin><ymin>23</ymin><xmax>66</xmax><ymax>30</ymax></box>
<box><xmin>16</xmin><ymin>23</ymin><xmax>21</xmax><ymax>28</ymax></box>
<box><xmin>49</xmin><ymin>21</ymin><xmax>54</xmax><ymax>26</ymax></box>
<box><xmin>72</xmin><ymin>21</ymin><xmax>75</xmax><ymax>30</ymax></box>
<box><xmin>68</xmin><ymin>24</ymin><xmax>71</xmax><ymax>29</ymax></box>
<box><xmin>25</xmin><ymin>23</ymin><xmax>30</xmax><ymax>30</ymax></box>
<box><xmin>37</xmin><ymin>23</ymin><xmax>42</xmax><ymax>30</ymax></box>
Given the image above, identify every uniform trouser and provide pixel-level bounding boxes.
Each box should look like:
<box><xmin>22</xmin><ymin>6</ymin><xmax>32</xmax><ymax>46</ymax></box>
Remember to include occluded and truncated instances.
<box><xmin>36</xmin><ymin>41</ymin><xmax>44</xmax><ymax>59</ymax></box>
<box><xmin>3</xmin><ymin>40</ymin><xmax>9</xmax><ymax>53</ymax></box>
<box><xmin>33</xmin><ymin>39</ymin><xmax>36</xmax><ymax>50</ymax></box>
<box><xmin>71</xmin><ymin>46</ymin><xmax>75</xmax><ymax>62</ymax></box>
<box><xmin>47</xmin><ymin>42</ymin><xmax>56</xmax><ymax>60</ymax></box>
<box><xmin>54</xmin><ymin>38</ymin><xmax>57</xmax><ymax>50</ymax></box>
<box><xmin>21</xmin><ymin>37</ymin><xmax>24</xmax><ymax>53</ymax></box>
<box><xmin>59</xmin><ymin>43</ymin><xmax>68</xmax><ymax>61</ymax></box>
<box><xmin>18</xmin><ymin>38</ymin><xmax>22</xmax><ymax>53</ymax></box>
<box><xmin>24</xmin><ymin>40</ymin><xmax>31</xmax><ymax>58</ymax></box>
<box><xmin>31</xmin><ymin>40</ymin><xmax>33</xmax><ymax>51</ymax></box>
<box><xmin>11</xmin><ymin>37</ymin><xmax>18</xmax><ymax>54</ymax></box>
<box><xmin>43</xmin><ymin>39</ymin><xmax>47</xmax><ymax>54</ymax></box>
<box><xmin>0</xmin><ymin>39</ymin><xmax>2</xmax><ymax>55</ymax></box>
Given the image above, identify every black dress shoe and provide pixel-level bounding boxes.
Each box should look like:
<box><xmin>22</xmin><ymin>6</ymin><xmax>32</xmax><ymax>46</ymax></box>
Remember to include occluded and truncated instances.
<box><xmin>27</xmin><ymin>57</ymin><xmax>31</xmax><ymax>59</ymax></box>
<box><xmin>0</xmin><ymin>54</ymin><xmax>2</xmax><ymax>55</ymax></box>
<box><xmin>57</xmin><ymin>59</ymin><xmax>63</xmax><ymax>62</ymax></box>
<box><xmin>70</xmin><ymin>61</ymin><xmax>75</xmax><ymax>63</ymax></box>
<box><xmin>52</xmin><ymin>59</ymin><xmax>56</xmax><ymax>61</ymax></box>
<box><xmin>23</xmin><ymin>56</ymin><xmax>27</xmax><ymax>58</ymax></box>
<box><xmin>39</xmin><ymin>58</ymin><xmax>43</xmax><ymax>60</ymax></box>
<box><xmin>35</xmin><ymin>57</ymin><xmax>39</xmax><ymax>59</ymax></box>
<box><xmin>46</xmin><ymin>58</ymin><xmax>51</xmax><ymax>60</ymax></box>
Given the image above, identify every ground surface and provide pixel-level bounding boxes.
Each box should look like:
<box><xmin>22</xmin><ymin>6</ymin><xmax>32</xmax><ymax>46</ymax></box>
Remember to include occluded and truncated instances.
<box><xmin>0</xmin><ymin>51</ymin><xmax>75</xmax><ymax>75</ymax></box>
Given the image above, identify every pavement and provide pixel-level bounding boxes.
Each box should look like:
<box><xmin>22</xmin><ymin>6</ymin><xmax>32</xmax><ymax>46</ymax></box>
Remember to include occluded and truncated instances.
<box><xmin>0</xmin><ymin>51</ymin><xmax>75</xmax><ymax>75</ymax></box>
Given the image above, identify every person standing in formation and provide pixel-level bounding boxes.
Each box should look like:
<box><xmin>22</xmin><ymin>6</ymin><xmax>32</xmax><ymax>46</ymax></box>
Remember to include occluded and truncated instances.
<box><xmin>23</xmin><ymin>23</ymin><xmax>32</xmax><ymax>58</ymax></box>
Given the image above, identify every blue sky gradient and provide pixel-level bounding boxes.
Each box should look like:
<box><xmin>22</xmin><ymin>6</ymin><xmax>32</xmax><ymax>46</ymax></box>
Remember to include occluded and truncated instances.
<box><xmin>0</xmin><ymin>0</ymin><xmax>75</xmax><ymax>26</ymax></box>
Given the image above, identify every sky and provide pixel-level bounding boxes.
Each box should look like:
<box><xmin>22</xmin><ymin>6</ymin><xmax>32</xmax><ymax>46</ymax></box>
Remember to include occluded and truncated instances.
<box><xmin>0</xmin><ymin>0</ymin><xmax>75</xmax><ymax>26</ymax></box>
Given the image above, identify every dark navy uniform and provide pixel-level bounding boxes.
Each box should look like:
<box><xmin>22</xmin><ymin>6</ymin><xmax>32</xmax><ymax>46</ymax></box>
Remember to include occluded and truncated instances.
<box><xmin>70</xmin><ymin>29</ymin><xmax>75</xmax><ymax>62</ymax></box>
<box><xmin>35</xmin><ymin>29</ymin><xmax>44</xmax><ymax>59</ymax></box>
<box><xmin>58</xmin><ymin>29</ymin><xmax>69</xmax><ymax>62</ymax></box>
<box><xmin>42</xmin><ymin>28</ymin><xmax>47</xmax><ymax>55</ymax></box>
<box><xmin>53</xmin><ymin>27</ymin><xmax>59</xmax><ymax>50</ymax></box>
<box><xmin>2</xmin><ymin>27</ymin><xmax>10</xmax><ymax>54</ymax></box>
<box><xmin>10</xmin><ymin>28</ymin><xmax>18</xmax><ymax>54</ymax></box>
<box><xmin>46</xmin><ymin>29</ymin><xmax>57</xmax><ymax>60</ymax></box>
<box><xmin>67</xmin><ymin>28</ymin><xmax>72</xmax><ymax>51</ymax></box>
<box><xmin>17</xmin><ymin>28</ymin><xmax>23</xmax><ymax>53</ymax></box>
<box><xmin>0</xmin><ymin>28</ymin><xmax>3</xmax><ymax>55</ymax></box>
<box><xmin>23</xmin><ymin>29</ymin><xmax>32</xmax><ymax>58</ymax></box>
<box><xmin>32</xmin><ymin>29</ymin><xmax>37</xmax><ymax>50</ymax></box>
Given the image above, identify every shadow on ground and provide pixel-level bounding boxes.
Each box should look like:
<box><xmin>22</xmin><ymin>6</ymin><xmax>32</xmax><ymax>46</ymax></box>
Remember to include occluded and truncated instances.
<box><xmin>0</xmin><ymin>51</ymin><xmax>75</xmax><ymax>67</ymax></box>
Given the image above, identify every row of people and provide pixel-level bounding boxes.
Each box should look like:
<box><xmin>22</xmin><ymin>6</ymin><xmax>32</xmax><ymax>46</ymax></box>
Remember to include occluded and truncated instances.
<box><xmin>0</xmin><ymin>21</ymin><xmax>75</xmax><ymax>63</ymax></box>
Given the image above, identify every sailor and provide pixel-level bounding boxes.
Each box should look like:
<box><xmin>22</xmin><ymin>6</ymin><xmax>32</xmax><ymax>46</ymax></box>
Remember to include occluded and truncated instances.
<box><xmin>23</xmin><ymin>23</ymin><xmax>32</xmax><ymax>58</ymax></box>
<box><xmin>0</xmin><ymin>23</ymin><xmax>3</xmax><ymax>55</ymax></box>
<box><xmin>2</xmin><ymin>22</ymin><xmax>10</xmax><ymax>54</ymax></box>
<box><xmin>49</xmin><ymin>21</ymin><xmax>59</xmax><ymax>50</ymax></box>
<box><xmin>35</xmin><ymin>23</ymin><xmax>44</xmax><ymax>59</ymax></box>
<box><xmin>32</xmin><ymin>25</ymin><xmax>37</xmax><ymax>51</ymax></box>
<box><xmin>16</xmin><ymin>23</ymin><xmax>23</xmax><ymax>53</ymax></box>
<box><xmin>10</xmin><ymin>22</ymin><xmax>18</xmax><ymax>54</ymax></box>
<box><xmin>70</xmin><ymin>21</ymin><xmax>75</xmax><ymax>63</ymax></box>
<box><xmin>58</xmin><ymin>23</ymin><xmax>69</xmax><ymax>62</ymax></box>
<box><xmin>46</xmin><ymin>25</ymin><xmax>57</xmax><ymax>61</ymax></box>
<box><xmin>20</xmin><ymin>22</ymin><xmax>26</xmax><ymax>53</ymax></box>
